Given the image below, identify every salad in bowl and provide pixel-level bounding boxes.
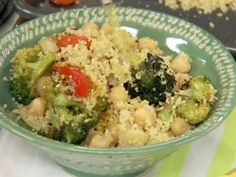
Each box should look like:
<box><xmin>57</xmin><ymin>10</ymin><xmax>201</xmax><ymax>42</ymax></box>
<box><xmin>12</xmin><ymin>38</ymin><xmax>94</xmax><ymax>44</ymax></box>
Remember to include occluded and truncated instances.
<box><xmin>10</xmin><ymin>22</ymin><xmax>216</xmax><ymax>148</ymax></box>
<box><xmin>0</xmin><ymin>7</ymin><xmax>235</xmax><ymax>176</ymax></box>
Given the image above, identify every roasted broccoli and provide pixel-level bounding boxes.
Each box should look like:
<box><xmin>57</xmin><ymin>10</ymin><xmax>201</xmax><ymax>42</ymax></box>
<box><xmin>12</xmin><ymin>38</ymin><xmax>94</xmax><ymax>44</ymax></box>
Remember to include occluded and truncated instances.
<box><xmin>188</xmin><ymin>76</ymin><xmax>215</xmax><ymax>103</ymax></box>
<box><xmin>175</xmin><ymin>76</ymin><xmax>215</xmax><ymax>125</ymax></box>
<box><xmin>47</xmin><ymin>91</ymin><xmax>108</xmax><ymax>144</ymax></box>
<box><xmin>176</xmin><ymin>99</ymin><xmax>210</xmax><ymax>125</ymax></box>
<box><xmin>9</xmin><ymin>47</ymin><xmax>55</xmax><ymax>105</ymax></box>
<box><xmin>157</xmin><ymin>96</ymin><xmax>180</xmax><ymax>122</ymax></box>
<box><xmin>124</xmin><ymin>53</ymin><xmax>176</xmax><ymax>106</ymax></box>
<box><xmin>157</xmin><ymin>104</ymin><xmax>173</xmax><ymax>122</ymax></box>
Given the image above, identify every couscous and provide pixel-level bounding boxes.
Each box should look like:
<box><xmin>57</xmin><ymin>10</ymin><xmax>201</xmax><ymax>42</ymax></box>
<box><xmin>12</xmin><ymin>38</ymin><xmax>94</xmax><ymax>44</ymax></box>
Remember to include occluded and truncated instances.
<box><xmin>9</xmin><ymin>22</ymin><xmax>216</xmax><ymax>148</ymax></box>
<box><xmin>161</xmin><ymin>0</ymin><xmax>236</xmax><ymax>14</ymax></box>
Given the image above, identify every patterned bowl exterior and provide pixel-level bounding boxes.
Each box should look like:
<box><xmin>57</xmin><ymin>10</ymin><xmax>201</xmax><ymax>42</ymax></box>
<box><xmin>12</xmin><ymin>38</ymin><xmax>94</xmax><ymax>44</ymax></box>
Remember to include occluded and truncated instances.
<box><xmin>0</xmin><ymin>7</ymin><xmax>235</xmax><ymax>176</ymax></box>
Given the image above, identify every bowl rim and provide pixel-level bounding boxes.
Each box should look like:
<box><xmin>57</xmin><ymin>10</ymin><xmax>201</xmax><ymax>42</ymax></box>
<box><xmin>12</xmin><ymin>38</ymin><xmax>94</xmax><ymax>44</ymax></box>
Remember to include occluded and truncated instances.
<box><xmin>0</xmin><ymin>6</ymin><xmax>235</xmax><ymax>155</ymax></box>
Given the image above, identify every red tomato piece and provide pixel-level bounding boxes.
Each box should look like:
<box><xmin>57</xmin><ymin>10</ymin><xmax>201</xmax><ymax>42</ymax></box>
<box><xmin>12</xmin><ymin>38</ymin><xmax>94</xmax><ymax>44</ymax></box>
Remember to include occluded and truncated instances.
<box><xmin>56</xmin><ymin>34</ymin><xmax>91</xmax><ymax>49</ymax></box>
<box><xmin>53</xmin><ymin>64</ymin><xmax>92</xmax><ymax>97</ymax></box>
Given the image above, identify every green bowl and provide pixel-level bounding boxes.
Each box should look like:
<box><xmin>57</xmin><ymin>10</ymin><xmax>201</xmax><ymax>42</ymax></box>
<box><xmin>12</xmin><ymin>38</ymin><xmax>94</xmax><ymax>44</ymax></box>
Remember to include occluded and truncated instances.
<box><xmin>0</xmin><ymin>7</ymin><xmax>235</xmax><ymax>177</ymax></box>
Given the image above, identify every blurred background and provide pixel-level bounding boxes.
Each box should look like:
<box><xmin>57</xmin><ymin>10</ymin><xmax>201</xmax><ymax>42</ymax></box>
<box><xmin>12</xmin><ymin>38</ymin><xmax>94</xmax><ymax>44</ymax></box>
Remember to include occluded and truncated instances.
<box><xmin>0</xmin><ymin>0</ymin><xmax>236</xmax><ymax>58</ymax></box>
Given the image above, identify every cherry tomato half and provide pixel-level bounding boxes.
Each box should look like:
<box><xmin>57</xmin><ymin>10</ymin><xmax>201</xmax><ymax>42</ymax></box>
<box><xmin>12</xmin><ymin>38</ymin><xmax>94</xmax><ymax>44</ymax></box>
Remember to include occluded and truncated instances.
<box><xmin>56</xmin><ymin>34</ymin><xmax>91</xmax><ymax>49</ymax></box>
<box><xmin>53</xmin><ymin>64</ymin><xmax>92</xmax><ymax>97</ymax></box>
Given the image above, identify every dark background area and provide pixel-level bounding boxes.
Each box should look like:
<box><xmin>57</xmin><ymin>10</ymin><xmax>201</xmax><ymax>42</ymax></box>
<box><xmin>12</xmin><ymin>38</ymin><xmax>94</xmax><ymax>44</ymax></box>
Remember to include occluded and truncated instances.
<box><xmin>4</xmin><ymin>0</ymin><xmax>236</xmax><ymax>57</ymax></box>
<box><xmin>79</xmin><ymin>0</ymin><xmax>236</xmax><ymax>55</ymax></box>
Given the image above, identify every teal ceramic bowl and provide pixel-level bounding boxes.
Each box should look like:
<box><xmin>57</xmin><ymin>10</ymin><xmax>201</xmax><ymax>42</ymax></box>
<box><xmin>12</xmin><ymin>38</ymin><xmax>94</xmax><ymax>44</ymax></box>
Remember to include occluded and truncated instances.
<box><xmin>0</xmin><ymin>7</ymin><xmax>236</xmax><ymax>177</ymax></box>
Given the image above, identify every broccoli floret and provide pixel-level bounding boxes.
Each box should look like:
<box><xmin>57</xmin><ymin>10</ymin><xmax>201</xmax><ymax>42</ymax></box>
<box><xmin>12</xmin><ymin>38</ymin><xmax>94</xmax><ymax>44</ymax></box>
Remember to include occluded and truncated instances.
<box><xmin>10</xmin><ymin>47</ymin><xmax>55</xmax><ymax>105</ymax></box>
<box><xmin>124</xmin><ymin>53</ymin><xmax>176</xmax><ymax>106</ymax></box>
<box><xmin>175</xmin><ymin>76</ymin><xmax>215</xmax><ymax>125</ymax></box>
<box><xmin>157</xmin><ymin>96</ymin><xmax>180</xmax><ymax>122</ymax></box>
<box><xmin>189</xmin><ymin>76</ymin><xmax>215</xmax><ymax>102</ymax></box>
<box><xmin>157</xmin><ymin>104</ymin><xmax>173</xmax><ymax>122</ymax></box>
<box><xmin>50</xmin><ymin>93</ymin><xmax>86</xmax><ymax>112</ymax></box>
<box><xmin>63</xmin><ymin>124</ymin><xmax>87</xmax><ymax>144</ymax></box>
<box><xmin>47</xmin><ymin>92</ymin><xmax>108</xmax><ymax>144</ymax></box>
<box><xmin>54</xmin><ymin>106</ymin><xmax>88</xmax><ymax>144</ymax></box>
<box><xmin>93</xmin><ymin>96</ymin><xmax>108</xmax><ymax>112</ymax></box>
<box><xmin>176</xmin><ymin>99</ymin><xmax>210</xmax><ymax>125</ymax></box>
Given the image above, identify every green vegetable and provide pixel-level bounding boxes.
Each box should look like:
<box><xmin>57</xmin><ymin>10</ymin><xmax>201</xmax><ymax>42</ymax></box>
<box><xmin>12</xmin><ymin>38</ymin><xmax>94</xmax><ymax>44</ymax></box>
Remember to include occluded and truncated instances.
<box><xmin>50</xmin><ymin>93</ymin><xmax>86</xmax><ymax>111</ymax></box>
<box><xmin>189</xmin><ymin>76</ymin><xmax>215</xmax><ymax>102</ymax></box>
<box><xmin>63</xmin><ymin>124</ymin><xmax>87</xmax><ymax>144</ymax></box>
<box><xmin>93</xmin><ymin>96</ymin><xmax>108</xmax><ymax>112</ymax></box>
<box><xmin>10</xmin><ymin>47</ymin><xmax>55</xmax><ymax>105</ymax></box>
<box><xmin>176</xmin><ymin>99</ymin><xmax>210</xmax><ymax>125</ymax></box>
<box><xmin>124</xmin><ymin>53</ymin><xmax>176</xmax><ymax>106</ymax></box>
<box><xmin>175</xmin><ymin>76</ymin><xmax>215</xmax><ymax>125</ymax></box>
<box><xmin>28</xmin><ymin>53</ymin><xmax>55</xmax><ymax>88</ymax></box>
<box><xmin>47</xmin><ymin>91</ymin><xmax>108</xmax><ymax>144</ymax></box>
<box><xmin>157</xmin><ymin>104</ymin><xmax>173</xmax><ymax>122</ymax></box>
<box><xmin>157</xmin><ymin>96</ymin><xmax>180</xmax><ymax>122</ymax></box>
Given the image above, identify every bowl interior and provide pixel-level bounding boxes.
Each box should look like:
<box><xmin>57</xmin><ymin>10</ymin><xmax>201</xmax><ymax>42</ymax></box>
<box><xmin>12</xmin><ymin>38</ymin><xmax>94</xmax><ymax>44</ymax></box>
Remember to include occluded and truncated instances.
<box><xmin>0</xmin><ymin>7</ymin><xmax>235</xmax><ymax>153</ymax></box>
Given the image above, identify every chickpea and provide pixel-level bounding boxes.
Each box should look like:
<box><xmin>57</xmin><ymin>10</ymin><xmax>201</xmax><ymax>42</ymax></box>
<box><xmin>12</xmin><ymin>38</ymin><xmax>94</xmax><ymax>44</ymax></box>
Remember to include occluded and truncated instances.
<box><xmin>82</xmin><ymin>22</ymin><xmax>99</xmax><ymax>37</ymax></box>
<box><xmin>171</xmin><ymin>53</ymin><xmax>191</xmax><ymax>73</ymax></box>
<box><xmin>175</xmin><ymin>73</ymin><xmax>190</xmax><ymax>89</ymax></box>
<box><xmin>101</xmin><ymin>23</ymin><xmax>113</xmax><ymax>34</ymax></box>
<box><xmin>28</xmin><ymin>97</ymin><xmax>47</xmax><ymax>117</ymax></box>
<box><xmin>170</xmin><ymin>117</ymin><xmax>189</xmax><ymax>136</ymax></box>
<box><xmin>119</xmin><ymin>128</ymin><xmax>148</xmax><ymax>147</ymax></box>
<box><xmin>143</xmin><ymin>105</ymin><xmax>156</xmax><ymax>119</ymax></box>
<box><xmin>109</xmin><ymin>86</ymin><xmax>128</xmax><ymax>103</ymax></box>
<box><xmin>133</xmin><ymin>105</ymin><xmax>156</xmax><ymax>128</ymax></box>
<box><xmin>36</xmin><ymin>76</ymin><xmax>53</xmax><ymax>97</ymax></box>
<box><xmin>89</xmin><ymin>134</ymin><xmax>113</xmax><ymax>148</ymax></box>
<box><xmin>138</xmin><ymin>37</ymin><xmax>157</xmax><ymax>51</ymax></box>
